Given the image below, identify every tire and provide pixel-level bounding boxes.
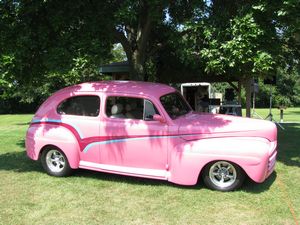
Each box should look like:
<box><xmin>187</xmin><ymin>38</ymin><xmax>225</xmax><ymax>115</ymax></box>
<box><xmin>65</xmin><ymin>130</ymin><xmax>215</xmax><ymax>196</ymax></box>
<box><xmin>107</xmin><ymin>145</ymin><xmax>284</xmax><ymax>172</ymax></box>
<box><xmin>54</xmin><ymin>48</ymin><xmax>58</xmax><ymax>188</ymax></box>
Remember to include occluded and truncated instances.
<box><xmin>202</xmin><ymin>161</ymin><xmax>245</xmax><ymax>191</ymax></box>
<box><xmin>41</xmin><ymin>147</ymin><xmax>73</xmax><ymax>177</ymax></box>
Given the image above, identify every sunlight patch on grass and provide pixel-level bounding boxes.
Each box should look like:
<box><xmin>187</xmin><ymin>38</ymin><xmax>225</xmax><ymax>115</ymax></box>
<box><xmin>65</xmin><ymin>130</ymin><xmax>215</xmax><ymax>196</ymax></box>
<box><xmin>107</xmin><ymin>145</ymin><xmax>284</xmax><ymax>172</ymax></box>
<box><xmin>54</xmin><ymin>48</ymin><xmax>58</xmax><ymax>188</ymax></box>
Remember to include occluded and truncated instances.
<box><xmin>244</xmin><ymin>107</ymin><xmax>300</xmax><ymax>123</ymax></box>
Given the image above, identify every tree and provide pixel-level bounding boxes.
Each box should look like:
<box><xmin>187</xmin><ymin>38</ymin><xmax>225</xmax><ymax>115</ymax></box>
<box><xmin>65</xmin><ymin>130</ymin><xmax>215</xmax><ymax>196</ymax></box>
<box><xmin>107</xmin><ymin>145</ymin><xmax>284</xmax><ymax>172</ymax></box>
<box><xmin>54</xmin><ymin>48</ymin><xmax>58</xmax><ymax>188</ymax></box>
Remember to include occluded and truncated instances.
<box><xmin>112</xmin><ymin>0</ymin><xmax>204</xmax><ymax>80</ymax></box>
<box><xmin>1</xmin><ymin>0</ymin><xmax>299</xmax><ymax>114</ymax></box>
<box><xmin>172</xmin><ymin>0</ymin><xmax>300</xmax><ymax>116</ymax></box>
<box><xmin>0</xmin><ymin>0</ymin><xmax>203</xmax><ymax>101</ymax></box>
<box><xmin>0</xmin><ymin>0</ymin><xmax>114</xmax><ymax>105</ymax></box>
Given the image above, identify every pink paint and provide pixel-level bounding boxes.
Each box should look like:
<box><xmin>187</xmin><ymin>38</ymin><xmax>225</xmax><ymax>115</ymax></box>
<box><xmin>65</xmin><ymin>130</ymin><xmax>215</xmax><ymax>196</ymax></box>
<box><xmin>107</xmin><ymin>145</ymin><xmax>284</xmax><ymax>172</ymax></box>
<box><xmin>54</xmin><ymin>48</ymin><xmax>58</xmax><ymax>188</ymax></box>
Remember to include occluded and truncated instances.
<box><xmin>26</xmin><ymin>81</ymin><xmax>277</xmax><ymax>187</ymax></box>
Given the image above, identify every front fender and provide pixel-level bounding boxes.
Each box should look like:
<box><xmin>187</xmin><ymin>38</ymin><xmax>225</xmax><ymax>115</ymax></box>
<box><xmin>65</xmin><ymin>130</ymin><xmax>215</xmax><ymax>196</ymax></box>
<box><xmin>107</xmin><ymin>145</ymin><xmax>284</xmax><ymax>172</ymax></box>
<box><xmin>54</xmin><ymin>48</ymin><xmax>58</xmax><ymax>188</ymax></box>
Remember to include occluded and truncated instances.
<box><xmin>26</xmin><ymin>124</ymin><xmax>80</xmax><ymax>169</ymax></box>
<box><xmin>168</xmin><ymin>137</ymin><xmax>274</xmax><ymax>185</ymax></box>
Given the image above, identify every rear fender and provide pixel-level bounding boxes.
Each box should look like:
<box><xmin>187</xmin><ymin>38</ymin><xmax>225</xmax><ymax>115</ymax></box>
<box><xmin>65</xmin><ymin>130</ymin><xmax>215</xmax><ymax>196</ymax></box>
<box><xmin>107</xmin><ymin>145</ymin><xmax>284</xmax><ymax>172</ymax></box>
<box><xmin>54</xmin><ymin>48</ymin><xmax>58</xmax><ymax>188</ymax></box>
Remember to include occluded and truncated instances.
<box><xmin>26</xmin><ymin>124</ymin><xmax>80</xmax><ymax>169</ymax></box>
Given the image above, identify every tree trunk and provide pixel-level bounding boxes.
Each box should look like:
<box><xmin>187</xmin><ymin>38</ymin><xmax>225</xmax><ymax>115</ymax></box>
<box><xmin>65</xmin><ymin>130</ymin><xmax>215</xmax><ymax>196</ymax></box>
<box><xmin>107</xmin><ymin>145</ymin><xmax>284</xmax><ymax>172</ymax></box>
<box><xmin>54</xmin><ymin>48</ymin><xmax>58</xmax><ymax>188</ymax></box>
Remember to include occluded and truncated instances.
<box><xmin>243</xmin><ymin>78</ymin><xmax>252</xmax><ymax>118</ymax></box>
<box><xmin>238</xmin><ymin>80</ymin><xmax>242</xmax><ymax>105</ymax></box>
<box><xmin>114</xmin><ymin>1</ymin><xmax>156</xmax><ymax>81</ymax></box>
<box><xmin>128</xmin><ymin>50</ymin><xmax>146</xmax><ymax>81</ymax></box>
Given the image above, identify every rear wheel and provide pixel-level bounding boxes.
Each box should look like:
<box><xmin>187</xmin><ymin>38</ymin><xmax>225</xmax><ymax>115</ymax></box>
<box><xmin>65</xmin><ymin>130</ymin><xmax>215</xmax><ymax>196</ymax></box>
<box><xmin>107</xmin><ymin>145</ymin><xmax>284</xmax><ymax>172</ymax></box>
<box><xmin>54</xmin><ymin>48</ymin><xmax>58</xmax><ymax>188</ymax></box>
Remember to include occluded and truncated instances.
<box><xmin>202</xmin><ymin>161</ymin><xmax>245</xmax><ymax>191</ymax></box>
<box><xmin>41</xmin><ymin>147</ymin><xmax>72</xmax><ymax>177</ymax></box>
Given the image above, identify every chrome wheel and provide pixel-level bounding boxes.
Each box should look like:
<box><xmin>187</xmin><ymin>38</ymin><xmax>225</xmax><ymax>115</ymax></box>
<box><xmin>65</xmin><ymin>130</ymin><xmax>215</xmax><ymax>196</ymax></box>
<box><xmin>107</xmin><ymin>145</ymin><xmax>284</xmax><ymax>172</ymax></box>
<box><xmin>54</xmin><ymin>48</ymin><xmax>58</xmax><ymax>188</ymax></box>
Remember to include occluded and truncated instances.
<box><xmin>45</xmin><ymin>149</ymin><xmax>66</xmax><ymax>173</ymax></box>
<box><xmin>41</xmin><ymin>147</ymin><xmax>73</xmax><ymax>177</ymax></box>
<box><xmin>208</xmin><ymin>161</ymin><xmax>237</xmax><ymax>188</ymax></box>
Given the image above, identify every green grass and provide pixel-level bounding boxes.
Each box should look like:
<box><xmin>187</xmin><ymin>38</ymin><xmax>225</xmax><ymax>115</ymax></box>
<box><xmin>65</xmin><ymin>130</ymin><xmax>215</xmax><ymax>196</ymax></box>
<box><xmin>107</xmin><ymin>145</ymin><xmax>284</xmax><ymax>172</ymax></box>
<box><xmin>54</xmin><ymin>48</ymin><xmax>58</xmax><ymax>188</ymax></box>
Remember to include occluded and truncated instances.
<box><xmin>243</xmin><ymin>107</ymin><xmax>300</xmax><ymax>122</ymax></box>
<box><xmin>0</xmin><ymin>111</ymin><xmax>299</xmax><ymax>225</ymax></box>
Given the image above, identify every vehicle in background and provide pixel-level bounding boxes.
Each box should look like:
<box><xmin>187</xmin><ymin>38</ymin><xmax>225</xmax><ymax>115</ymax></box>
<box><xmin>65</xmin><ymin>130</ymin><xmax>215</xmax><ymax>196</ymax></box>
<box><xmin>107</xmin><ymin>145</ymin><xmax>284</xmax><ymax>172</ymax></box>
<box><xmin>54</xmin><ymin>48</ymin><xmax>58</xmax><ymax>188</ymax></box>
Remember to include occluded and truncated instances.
<box><xmin>181</xmin><ymin>83</ymin><xmax>242</xmax><ymax>116</ymax></box>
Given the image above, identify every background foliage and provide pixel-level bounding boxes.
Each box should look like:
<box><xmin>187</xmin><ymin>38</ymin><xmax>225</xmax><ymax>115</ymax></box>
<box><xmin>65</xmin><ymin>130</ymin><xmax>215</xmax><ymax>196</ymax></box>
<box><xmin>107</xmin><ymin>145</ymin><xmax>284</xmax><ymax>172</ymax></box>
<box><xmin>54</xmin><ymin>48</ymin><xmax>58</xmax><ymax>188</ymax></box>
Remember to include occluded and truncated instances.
<box><xmin>0</xmin><ymin>0</ymin><xmax>299</xmax><ymax>113</ymax></box>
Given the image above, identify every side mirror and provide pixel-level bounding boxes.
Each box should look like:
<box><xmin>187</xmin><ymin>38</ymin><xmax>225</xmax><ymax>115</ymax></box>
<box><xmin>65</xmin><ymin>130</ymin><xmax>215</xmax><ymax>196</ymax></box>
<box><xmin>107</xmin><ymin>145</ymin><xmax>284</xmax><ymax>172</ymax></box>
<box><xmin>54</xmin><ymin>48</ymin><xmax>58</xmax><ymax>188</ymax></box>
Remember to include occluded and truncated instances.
<box><xmin>153</xmin><ymin>114</ymin><xmax>166</xmax><ymax>123</ymax></box>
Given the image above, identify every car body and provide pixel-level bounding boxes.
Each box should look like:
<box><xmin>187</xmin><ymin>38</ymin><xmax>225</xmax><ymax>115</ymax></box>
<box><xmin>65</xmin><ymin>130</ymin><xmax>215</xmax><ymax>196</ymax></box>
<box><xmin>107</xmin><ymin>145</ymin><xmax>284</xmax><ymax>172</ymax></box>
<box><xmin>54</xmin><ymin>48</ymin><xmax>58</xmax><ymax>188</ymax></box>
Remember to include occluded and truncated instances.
<box><xmin>26</xmin><ymin>81</ymin><xmax>277</xmax><ymax>191</ymax></box>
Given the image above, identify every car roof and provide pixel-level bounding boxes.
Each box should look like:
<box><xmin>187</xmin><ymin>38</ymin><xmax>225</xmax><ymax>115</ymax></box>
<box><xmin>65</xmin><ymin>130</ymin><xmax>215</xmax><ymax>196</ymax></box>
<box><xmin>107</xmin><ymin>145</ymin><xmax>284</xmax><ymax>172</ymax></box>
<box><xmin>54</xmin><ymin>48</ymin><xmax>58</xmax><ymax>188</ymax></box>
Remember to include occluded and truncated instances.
<box><xmin>55</xmin><ymin>80</ymin><xmax>176</xmax><ymax>98</ymax></box>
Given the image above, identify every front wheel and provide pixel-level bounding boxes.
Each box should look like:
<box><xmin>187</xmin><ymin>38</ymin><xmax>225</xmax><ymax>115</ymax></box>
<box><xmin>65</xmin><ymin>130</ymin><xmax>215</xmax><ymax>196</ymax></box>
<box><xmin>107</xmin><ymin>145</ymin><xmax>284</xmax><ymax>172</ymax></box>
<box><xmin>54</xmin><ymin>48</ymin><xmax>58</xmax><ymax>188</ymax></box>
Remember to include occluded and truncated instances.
<box><xmin>202</xmin><ymin>161</ymin><xmax>245</xmax><ymax>191</ymax></box>
<box><xmin>41</xmin><ymin>147</ymin><xmax>72</xmax><ymax>177</ymax></box>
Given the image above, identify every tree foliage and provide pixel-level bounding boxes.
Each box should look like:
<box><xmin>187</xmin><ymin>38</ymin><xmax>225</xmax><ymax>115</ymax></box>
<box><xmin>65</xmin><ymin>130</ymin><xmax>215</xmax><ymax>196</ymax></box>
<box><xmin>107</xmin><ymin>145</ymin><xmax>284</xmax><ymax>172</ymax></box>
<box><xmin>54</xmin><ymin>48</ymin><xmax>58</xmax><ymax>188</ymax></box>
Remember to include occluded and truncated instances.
<box><xmin>0</xmin><ymin>0</ymin><xmax>114</xmax><ymax>107</ymax></box>
<box><xmin>0</xmin><ymin>0</ymin><xmax>299</xmax><ymax>113</ymax></box>
<box><xmin>172</xmin><ymin>0</ymin><xmax>300</xmax><ymax>110</ymax></box>
<box><xmin>177</xmin><ymin>1</ymin><xmax>288</xmax><ymax>78</ymax></box>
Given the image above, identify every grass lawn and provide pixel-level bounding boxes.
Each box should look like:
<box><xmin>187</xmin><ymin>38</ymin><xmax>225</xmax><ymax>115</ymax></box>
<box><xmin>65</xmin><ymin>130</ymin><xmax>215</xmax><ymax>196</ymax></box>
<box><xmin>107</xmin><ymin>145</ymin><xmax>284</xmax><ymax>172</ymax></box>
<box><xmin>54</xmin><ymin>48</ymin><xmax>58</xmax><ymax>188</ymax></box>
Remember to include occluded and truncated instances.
<box><xmin>0</xmin><ymin>109</ymin><xmax>299</xmax><ymax>225</ymax></box>
<box><xmin>243</xmin><ymin>107</ymin><xmax>300</xmax><ymax>122</ymax></box>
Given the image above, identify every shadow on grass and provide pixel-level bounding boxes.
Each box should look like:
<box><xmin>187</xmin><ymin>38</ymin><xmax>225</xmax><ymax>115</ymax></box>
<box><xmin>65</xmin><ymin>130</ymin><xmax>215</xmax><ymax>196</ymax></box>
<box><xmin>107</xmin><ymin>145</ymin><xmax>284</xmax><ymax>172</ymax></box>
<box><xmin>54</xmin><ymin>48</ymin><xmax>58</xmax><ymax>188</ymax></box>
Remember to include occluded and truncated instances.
<box><xmin>74</xmin><ymin>168</ymin><xmax>277</xmax><ymax>193</ymax></box>
<box><xmin>74</xmin><ymin>169</ymin><xmax>202</xmax><ymax>190</ymax></box>
<box><xmin>242</xmin><ymin>172</ymin><xmax>277</xmax><ymax>193</ymax></box>
<box><xmin>277</xmin><ymin>123</ymin><xmax>300</xmax><ymax>167</ymax></box>
<box><xmin>0</xmin><ymin>150</ymin><xmax>201</xmax><ymax>190</ymax></box>
<box><xmin>16</xmin><ymin>122</ymin><xmax>30</xmax><ymax>126</ymax></box>
<box><xmin>0</xmin><ymin>150</ymin><xmax>277</xmax><ymax>193</ymax></box>
<box><xmin>0</xmin><ymin>151</ymin><xmax>43</xmax><ymax>173</ymax></box>
<box><xmin>17</xmin><ymin>139</ymin><xmax>25</xmax><ymax>148</ymax></box>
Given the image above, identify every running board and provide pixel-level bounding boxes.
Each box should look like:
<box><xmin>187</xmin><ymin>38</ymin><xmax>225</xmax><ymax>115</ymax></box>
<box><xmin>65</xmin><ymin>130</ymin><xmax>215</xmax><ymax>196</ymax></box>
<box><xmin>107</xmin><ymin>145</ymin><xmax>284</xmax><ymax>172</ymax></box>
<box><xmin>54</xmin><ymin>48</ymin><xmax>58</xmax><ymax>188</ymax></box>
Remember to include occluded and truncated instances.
<box><xmin>79</xmin><ymin>161</ymin><xmax>169</xmax><ymax>180</ymax></box>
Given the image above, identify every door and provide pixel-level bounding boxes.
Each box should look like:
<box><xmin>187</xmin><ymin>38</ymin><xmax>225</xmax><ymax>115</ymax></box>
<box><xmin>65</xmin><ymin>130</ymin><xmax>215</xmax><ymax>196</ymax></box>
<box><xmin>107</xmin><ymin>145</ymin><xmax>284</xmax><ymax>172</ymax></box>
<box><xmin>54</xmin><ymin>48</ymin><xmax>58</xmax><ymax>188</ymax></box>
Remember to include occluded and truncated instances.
<box><xmin>99</xmin><ymin>96</ymin><xmax>169</xmax><ymax>173</ymax></box>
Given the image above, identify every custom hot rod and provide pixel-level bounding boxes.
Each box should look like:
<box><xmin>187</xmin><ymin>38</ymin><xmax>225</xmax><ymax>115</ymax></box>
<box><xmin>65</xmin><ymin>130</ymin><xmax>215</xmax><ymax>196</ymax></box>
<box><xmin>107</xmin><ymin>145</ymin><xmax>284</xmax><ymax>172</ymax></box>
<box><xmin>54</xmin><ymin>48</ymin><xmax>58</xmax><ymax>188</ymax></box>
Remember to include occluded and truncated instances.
<box><xmin>26</xmin><ymin>81</ymin><xmax>277</xmax><ymax>191</ymax></box>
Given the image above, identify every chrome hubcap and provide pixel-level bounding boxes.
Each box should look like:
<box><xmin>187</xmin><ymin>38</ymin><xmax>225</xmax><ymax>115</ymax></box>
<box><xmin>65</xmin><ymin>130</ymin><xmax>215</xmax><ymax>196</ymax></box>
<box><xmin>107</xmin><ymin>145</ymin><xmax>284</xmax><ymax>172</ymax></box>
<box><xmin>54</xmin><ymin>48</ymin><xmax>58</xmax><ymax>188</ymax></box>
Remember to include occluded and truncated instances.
<box><xmin>46</xmin><ymin>150</ymin><xmax>65</xmax><ymax>173</ymax></box>
<box><xmin>209</xmin><ymin>161</ymin><xmax>237</xmax><ymax>188</ymax></box>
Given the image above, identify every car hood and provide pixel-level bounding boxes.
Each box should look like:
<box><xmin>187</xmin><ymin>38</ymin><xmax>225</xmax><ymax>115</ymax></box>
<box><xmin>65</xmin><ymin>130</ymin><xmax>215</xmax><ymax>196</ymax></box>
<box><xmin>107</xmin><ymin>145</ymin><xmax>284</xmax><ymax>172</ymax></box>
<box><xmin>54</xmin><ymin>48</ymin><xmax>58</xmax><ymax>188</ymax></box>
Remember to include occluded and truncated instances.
<box><xmin>175</xmin><ymin>112</ymin><xmax>277</xmax><ymax>142</ymax></box>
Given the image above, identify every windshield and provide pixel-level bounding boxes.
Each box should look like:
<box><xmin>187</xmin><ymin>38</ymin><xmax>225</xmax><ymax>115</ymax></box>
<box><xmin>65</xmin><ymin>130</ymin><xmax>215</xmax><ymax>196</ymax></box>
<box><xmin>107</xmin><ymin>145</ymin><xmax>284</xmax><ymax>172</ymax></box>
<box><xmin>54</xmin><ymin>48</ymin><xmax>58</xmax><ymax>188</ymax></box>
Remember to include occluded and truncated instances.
<box><xmin>160</xmin><ymin>92</ymin><xmax>192</xmax><ymax>119</ymax></box>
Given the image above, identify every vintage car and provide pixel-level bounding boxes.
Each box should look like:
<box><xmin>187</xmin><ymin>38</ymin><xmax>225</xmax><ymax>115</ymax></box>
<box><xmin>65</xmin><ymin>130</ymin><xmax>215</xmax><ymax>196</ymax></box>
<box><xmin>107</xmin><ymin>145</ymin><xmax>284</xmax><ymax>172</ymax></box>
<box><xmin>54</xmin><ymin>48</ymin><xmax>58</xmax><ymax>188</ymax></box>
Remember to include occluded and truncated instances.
<box><xmin>26</xmin><ymin>81</ymin><xmax>277</xmax><ymax>191</ymax></box>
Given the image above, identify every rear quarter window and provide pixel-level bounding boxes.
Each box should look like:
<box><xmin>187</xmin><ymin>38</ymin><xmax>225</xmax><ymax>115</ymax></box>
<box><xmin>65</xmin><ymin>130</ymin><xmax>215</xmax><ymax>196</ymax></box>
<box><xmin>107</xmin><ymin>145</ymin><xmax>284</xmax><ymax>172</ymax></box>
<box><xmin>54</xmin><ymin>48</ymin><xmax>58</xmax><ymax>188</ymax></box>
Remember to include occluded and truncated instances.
<box><xmin>57</xmin><ymin>95</ymin><xmax>100</xmax><ymax>117</ymax></box>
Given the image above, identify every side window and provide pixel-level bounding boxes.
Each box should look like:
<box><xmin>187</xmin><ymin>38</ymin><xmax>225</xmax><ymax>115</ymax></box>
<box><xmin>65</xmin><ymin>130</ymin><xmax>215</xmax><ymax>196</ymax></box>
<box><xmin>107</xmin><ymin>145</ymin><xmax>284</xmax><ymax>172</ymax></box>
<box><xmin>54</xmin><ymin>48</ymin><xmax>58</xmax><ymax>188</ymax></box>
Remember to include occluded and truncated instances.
<box><xmin>57</xmin><ymin>95</ymin><xmax>100</xmax><ymax>117</ymax></box>
<box><xmin>144</xmin><ymin>99</ymin><xmax>159</xmax><ymax>121</ymax></box>
<box><xmin>106</xmin><ymin>96</ymin><xmax>159</xmax><ymax>121</ymax></box>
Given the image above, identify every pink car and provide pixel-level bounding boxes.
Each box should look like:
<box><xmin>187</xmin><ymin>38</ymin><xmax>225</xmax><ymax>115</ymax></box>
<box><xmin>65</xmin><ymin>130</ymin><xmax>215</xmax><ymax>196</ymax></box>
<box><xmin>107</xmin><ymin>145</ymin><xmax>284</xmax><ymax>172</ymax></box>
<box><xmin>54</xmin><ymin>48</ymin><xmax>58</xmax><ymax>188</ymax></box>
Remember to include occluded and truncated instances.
<box><xmin>26</xmin><ymin>81</ymin><xmax>277</xmax><ymax>191</ymax></box>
